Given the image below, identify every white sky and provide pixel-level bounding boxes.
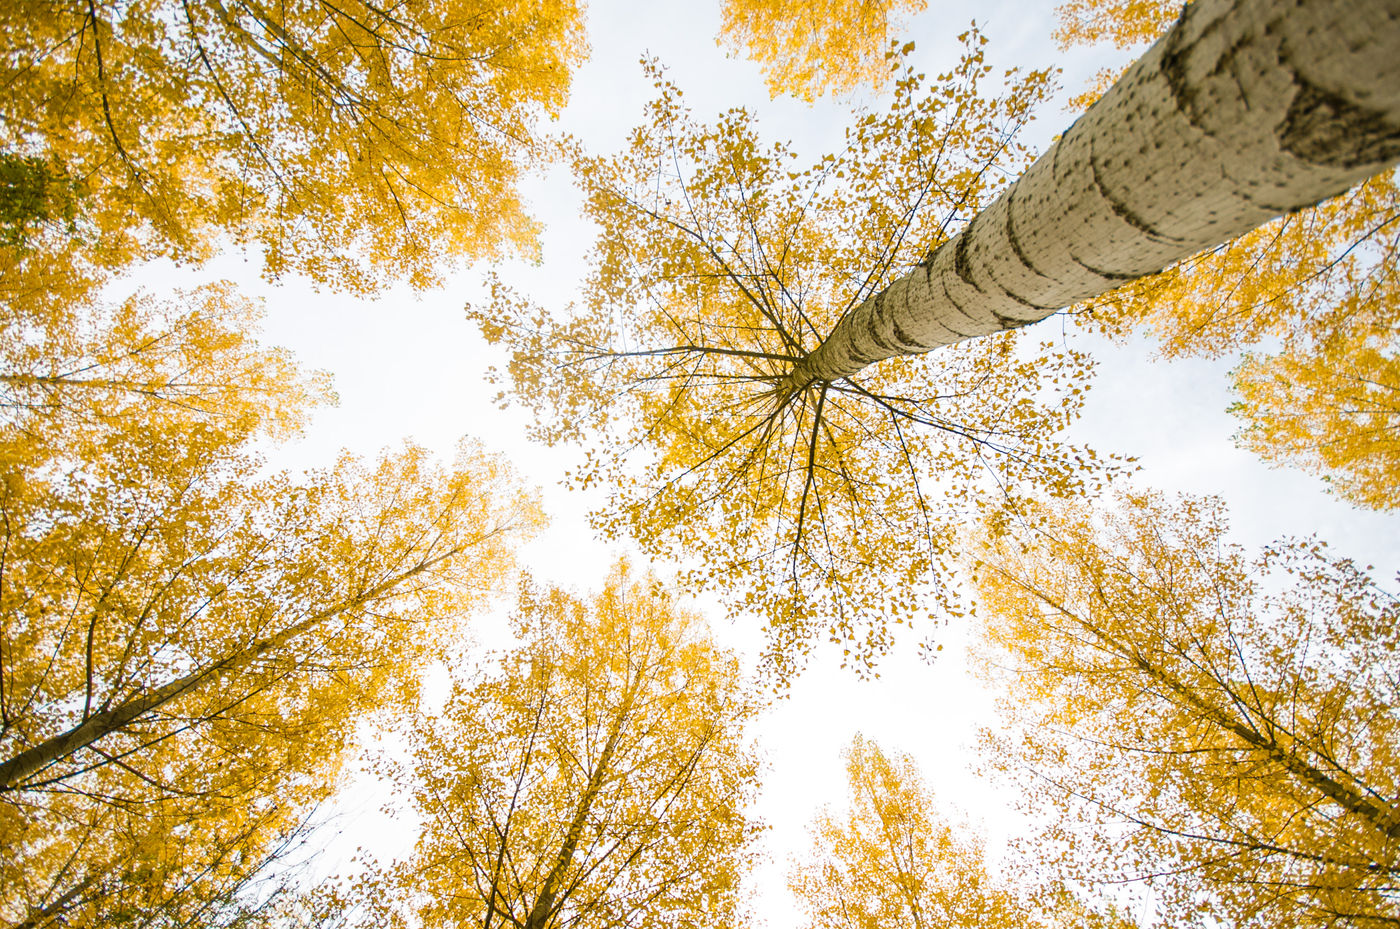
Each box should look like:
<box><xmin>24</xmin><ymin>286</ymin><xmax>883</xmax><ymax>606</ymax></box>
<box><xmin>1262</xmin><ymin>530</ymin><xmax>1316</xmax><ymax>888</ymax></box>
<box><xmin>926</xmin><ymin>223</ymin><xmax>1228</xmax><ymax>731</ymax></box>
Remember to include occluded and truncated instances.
<box><xmin>136</xmin><ymin>1</ymin><xmax>1399</xmax><ymax>924</ymax></box>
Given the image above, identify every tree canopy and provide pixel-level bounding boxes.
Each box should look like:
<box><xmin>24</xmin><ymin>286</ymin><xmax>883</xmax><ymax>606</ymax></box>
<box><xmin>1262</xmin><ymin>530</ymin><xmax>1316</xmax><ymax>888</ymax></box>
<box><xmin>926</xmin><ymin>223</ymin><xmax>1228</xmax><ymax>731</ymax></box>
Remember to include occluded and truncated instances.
<box><xmin>0</xmin><ymin>281</ymin><xmax>331</xmax><ymax>446</ymax></box>
<box><xmin>717</xmin><ymin>0</ymin><xmax>928</xmax><ymax>100</ymax></box>
<box><xmin>790</xmin><ymin>735</ymin><xmax>1136</xmax><ymax>929</ymax></box>
<box><xmin>475</xmin><ymin>38</ymin><xmax>1110</xmax><ymax>679</ymax></box>
<box><xmin>975</xmin><ymin>491</ymin><xmax>1400</xmax><ymax>927</ymax></box>
<box><xmin>0</xmin><ymin>287</ymin><xmax>539</xmax><ymax>929</ymax></box>
<box><xmin>0</xmin><ymin>0</ymin><xmax>586</xmax><ymax>290</ymax></box>
<box><xmin>338</xmin><ymin>565</ymin><xmax>761</xmax><ymax>929</ymax></box>
<box><xmin>478</xmin><ymin>0</ymin><xmax>1400</xmax><ymax>674</ymax></box>
<box><xmin>4</xmin><ymin>1</ymin><xmax>1400</xmax><ymax>925</ymax></box>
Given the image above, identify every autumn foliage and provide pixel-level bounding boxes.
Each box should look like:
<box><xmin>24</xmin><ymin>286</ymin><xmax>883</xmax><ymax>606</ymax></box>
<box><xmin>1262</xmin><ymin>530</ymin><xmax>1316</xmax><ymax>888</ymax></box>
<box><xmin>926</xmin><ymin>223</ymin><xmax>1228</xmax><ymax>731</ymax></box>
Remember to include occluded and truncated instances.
<box><xmin>0</xmin><ymin>0</ymin><xmax>586</xmax><ymax>290</ymax></box>
<box><xmin>976</xmin><ymin>493</ymin><xmax>1400</xmax><ymax>927</ymax></box>
<box><xmin>356</xmin><ymin>567</ymin><xmax>761</xmax><ymax>929</ymax></box>
<box><xmin>475</xmin><ymin>40</ymin><xmax>1123</xmax><ymax>679</ymax></box>
<box><xmin>718</xmin><ymin>0</ymin><xmax>928</xmax><ymax>100</ymax></box>
<box><xmin>791</xmin><ymin>736</ymin><xmax>1138</xmax><ymax>929</ymax></box>
<box><xmin>3</xmin><ymin>1</ymin><xmax>1400</xmax><ymax>927</ymax></box>
<box><xmin>0</xmin><ymin>283</ymin><xmax>538</xmax><ymax>927</ymax></box>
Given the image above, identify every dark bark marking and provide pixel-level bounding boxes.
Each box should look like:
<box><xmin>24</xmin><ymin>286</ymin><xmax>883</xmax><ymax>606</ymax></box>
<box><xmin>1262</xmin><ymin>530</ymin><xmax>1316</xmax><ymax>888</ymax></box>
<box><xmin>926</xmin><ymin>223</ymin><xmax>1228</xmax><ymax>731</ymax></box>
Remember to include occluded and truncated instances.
<box><xmin>1279</xmin><ymin>80</ymin><xmax>1400</xmax><ymax>169</ymax></box>
<box><xmin>1159</xmin><ymin>0</ymin><xmax>1238</xmax><ymax>135</ymax></box>
<box><xmin>937</xmin><ymin>273</ymin><xmax>978</xmax><ymax>337</ymax></box>
<box><xmin>1089</xmin><ymin>141</ymin><xmax>1189</xmax><ymax>244</ymax></box>
<box><xmin>1004</xmin><ymin>186</ymin><xmax>1051</xmax><ymax>281</ymax></box>
<box><xmin>840</xmin><ymin>286</ymin><xmax>925</xmax><ymax>368</ymax></box>
<box><xmin>1161</xmin><ymin>0</ymin><xmax>1400</xmax><ymax>172</ymax></box>
<box><xmin>890</xmin><ymin>319</ymin><xmax>924</xmax><ymax>352</ymax></box>
<box><xmin>857</xmin><ymin>312</ymin><xmax>914</xmax><ymax>361</ymax></box>
<box><xmin>840</xmin><ymin>317</ymin><xmax>873</xmax><ymax>363</ymax></box>
<box><xmin>989</xmin><ymin>308</ymin><xmax>1025</xmax><ymax>330</ymax></box>
<box><xmin>982</xmin><ymin>202</ymin><xmax>1058</xmax><ymax>318</ymax></box>
<box><xmin>994</xmin><ymin>281</ymin><xmax>1054</xmax><ymax>314</ymax></box>
<box><xmin>1070</xmin><ymin>252</ymin><xmax>1137</xmax><ymax>281</ymax></box>
<box><xmin>953</xmin><ymin>229</ymin><xmax>985</xmax><ymax>293</ymax></box>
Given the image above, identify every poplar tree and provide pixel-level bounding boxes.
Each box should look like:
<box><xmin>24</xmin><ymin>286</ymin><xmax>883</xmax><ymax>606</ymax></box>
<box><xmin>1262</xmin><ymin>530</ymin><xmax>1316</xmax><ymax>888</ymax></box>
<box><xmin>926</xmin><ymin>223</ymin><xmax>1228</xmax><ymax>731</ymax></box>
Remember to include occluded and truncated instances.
<box><xmin>1</xmin><ymin>288</ymin><xmax>538</xmax><ymax>929</ymax></box>
<box><xmin>358</xmin><ymin>567</ymin><xmax>761</xmax><ymax>929</ymax></box>
<box><xmin>791</xmin><ymin>736</ymin><xmax>1137</xmax><ymax>929</ymax></box>
<box><xmin>0</xmin><ymin>0</ymin><xmax>586</xmax><ymax>290</ymax></box>
<box><xmin>975</xmin><ymin>492</ymin><xmax>1400</xmax><ymax>928</ymax></box>
<box><xmin>480</xmin><ymin>0</ymin><xmax>1400</xmax><ymax>672</ymax></box>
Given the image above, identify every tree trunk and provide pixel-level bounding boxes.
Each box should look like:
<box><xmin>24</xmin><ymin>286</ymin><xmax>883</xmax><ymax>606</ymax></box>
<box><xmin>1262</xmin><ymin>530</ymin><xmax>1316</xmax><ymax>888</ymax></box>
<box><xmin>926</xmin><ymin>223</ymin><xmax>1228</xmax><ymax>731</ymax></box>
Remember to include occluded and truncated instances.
<box><xmin>0</xmin><ymin>548</ymin><xmax>458</xmax><ymax>791</ymax></box>
<box><xmin>787</xmin><ymin>0</ymin><xmax>1400</xmax><ymax>387</ymax></box>
<box><xmin>1013</xmin><ymin>575</ymin><xmax>1400</xmax><ymax>841</ymax></box>
<box><xmin>523</xmin><ymin>665</ymin><xmax>643</xmax><ymax>929</ymax></box>
<box><xmin>0</xmin><ymin>621</ymin><xmax>310</xmax><ymax>792</ymax></box>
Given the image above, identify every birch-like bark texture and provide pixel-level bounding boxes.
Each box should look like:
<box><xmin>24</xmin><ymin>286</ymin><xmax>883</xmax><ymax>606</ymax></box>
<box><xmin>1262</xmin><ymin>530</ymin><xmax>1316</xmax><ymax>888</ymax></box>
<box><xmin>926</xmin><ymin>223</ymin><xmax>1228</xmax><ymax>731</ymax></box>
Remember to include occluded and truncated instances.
<box><xmin>790</xmin><ymin>0</ymin><xmax>1400</xmax><ymax>385</ymax></box>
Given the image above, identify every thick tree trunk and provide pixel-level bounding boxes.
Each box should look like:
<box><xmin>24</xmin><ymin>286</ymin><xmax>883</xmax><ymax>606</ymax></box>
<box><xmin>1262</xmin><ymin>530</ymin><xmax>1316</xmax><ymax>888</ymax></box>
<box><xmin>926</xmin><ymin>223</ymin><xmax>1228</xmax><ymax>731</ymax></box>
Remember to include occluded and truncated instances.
<box><xmin>787</xmin><ymin>0</ymin><xmax>1400</xmax><ymax>387</ymax></box>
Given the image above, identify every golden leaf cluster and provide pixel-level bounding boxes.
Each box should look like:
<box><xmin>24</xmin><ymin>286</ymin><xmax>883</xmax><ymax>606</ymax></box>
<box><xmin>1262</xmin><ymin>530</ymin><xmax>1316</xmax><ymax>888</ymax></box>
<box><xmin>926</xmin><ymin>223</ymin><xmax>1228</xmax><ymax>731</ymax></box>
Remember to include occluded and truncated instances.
<box><xmin>974</xmin><ymin>492</ymin><xmax>1400</xmax><ymax>927</ymax></box>
<box><xmin>474</xmin><ymin>40</ymin><xmax>1125</xmax><ymax>680</ymax></box>
<box><xmin>791</xmin><ymin>735</ymin><xmax>1139</xmax><ymax>929</ymax></box>
<box><xmin>349</xmin><ymin>566</ymin><xmax>762</xmax><ymax>929</ymax></box>
<box><xmin>1</xmin><ymin>48</ymin><xmax>550</xmax><ymax>913</ymax></box>
<box><xmin>717</xmin><ymin>0</ymin><xmax>929</xmax><ymax>100</ymax></box>
<box><xmin>0</xmin><ymin>279</ymin><xmax>538</xmax><ymax>926</ymax></box>
<box><xmin>0</xmin><ymin>0</ymin><xmax>586</xmax><ymax>291</ymax></box>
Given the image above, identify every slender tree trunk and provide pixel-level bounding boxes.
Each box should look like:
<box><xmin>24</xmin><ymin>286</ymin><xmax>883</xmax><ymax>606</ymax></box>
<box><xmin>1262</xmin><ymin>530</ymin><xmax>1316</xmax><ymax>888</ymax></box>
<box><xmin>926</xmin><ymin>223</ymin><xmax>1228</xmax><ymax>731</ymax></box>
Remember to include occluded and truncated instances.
<box><xmin>11</xmin><ymin>875</ymin><xmax>96</xmax><ymax>929</ymax></box>
<box><xmin>787</xmin><ymin>0</ymin><xmax>1400</xmax><ymax>387</ymax></box>
<box><xmin>523</xmin><ymin>665</ymin><xmax>643</xmax><ymax>929</ymax></box>
<box><xmin>1142</xmin><ymin>657</ymin><xmax>1400</xmax><ymax>839</ymax></box>
<box><xmin>0</xmin><ymin>548</ymin><xmax>459</xmax><ymax>791</ymax></box>
<box><xmin>0</xmin><ymin>620</ymin><xmax>313</xmax><ymax>792</ymax></box>
<box><xmin>1014</xmin><ymin>576</ymin><xmax>1400</xmax><ymax>840</ymax></box>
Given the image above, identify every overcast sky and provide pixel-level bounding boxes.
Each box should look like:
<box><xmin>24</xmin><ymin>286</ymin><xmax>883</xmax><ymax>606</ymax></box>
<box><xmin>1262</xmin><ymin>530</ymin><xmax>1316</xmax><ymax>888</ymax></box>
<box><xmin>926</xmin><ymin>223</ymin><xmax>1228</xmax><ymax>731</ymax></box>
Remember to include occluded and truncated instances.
<box><xmin>137</xmin><ymin>1</ymin><xmax>1400</xmax><ymax>923</ymax></box>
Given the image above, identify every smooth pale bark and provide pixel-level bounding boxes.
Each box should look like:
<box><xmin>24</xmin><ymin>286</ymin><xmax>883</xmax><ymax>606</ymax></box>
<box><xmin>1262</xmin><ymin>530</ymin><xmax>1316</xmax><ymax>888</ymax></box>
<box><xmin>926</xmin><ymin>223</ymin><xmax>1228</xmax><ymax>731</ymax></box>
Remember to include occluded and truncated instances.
<box><xmin>788</xmin><ymin>0</ymin><xmax>1400</xmax><ymax>386</ymax></box>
